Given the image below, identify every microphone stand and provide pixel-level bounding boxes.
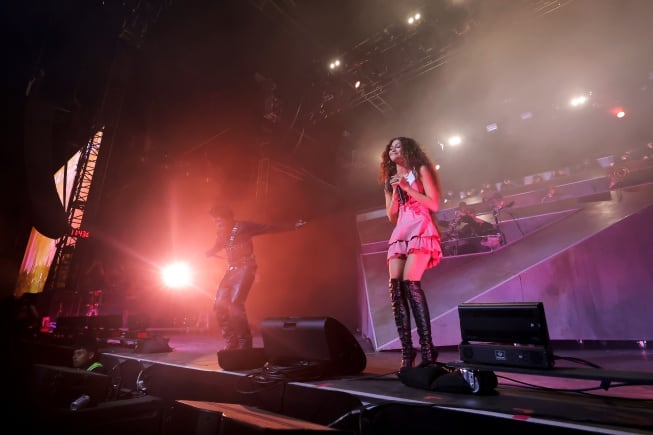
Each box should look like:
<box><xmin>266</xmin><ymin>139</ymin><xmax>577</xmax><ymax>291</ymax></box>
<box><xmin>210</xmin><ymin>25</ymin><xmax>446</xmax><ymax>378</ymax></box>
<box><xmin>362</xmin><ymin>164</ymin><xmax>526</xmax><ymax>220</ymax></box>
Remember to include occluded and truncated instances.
<box><xmin>503</xmin><ymin>208</ymin><xmax>526</xmax><ymax>239</ymax></box>
<box><xmin>492</xmin><ymin>207</ymin><xmax>507</xmax><ymax>246</ymax></box>
<box><xmin>492</xmin><ymin>201</ymin><xmax>522</xmax><ymax>246</ymax></box>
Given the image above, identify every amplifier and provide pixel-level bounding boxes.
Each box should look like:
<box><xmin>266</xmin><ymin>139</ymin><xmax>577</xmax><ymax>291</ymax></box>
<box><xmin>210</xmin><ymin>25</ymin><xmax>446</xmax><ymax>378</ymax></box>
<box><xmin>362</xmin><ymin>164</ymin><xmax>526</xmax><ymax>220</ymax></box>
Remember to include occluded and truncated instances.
<box><xmin>459</xmin><ymin>343</ymin><xmax>555</xmax><ymax>369</ymax></box>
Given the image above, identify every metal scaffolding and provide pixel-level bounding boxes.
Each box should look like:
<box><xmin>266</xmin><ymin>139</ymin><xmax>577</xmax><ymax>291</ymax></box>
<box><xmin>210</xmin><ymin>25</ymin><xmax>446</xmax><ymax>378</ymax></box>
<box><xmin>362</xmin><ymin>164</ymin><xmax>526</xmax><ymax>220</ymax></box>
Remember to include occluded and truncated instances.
<box><xmin>46</xmin><ymin>130</ymin><xmax>104</xmax><ymax>298</ymax></box>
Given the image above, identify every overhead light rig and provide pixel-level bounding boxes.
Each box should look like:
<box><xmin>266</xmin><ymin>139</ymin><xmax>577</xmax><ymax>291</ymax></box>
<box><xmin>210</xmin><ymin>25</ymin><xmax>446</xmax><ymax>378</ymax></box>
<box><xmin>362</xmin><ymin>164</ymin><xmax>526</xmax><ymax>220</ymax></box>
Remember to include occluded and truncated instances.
<box><xmin>305</xmin><ymin>0</ymin><xmax>576</xmax><ymax>122</ymax></box>
<box><xmin>311</xmin><ymin>6</ymin><xmax>474</xmax><ymax>120</ymax></box>
<box><xmin>248</xmin><ymin>0</ymin><xmax>576</xmax><ymax>128</ymax></box>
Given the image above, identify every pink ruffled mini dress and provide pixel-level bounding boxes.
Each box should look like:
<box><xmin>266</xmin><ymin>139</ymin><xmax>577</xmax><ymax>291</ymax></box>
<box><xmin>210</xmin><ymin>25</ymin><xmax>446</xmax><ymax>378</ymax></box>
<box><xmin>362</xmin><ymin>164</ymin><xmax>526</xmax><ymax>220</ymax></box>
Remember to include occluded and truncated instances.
<box><xmin>387</xmin><ymin>177</ymin><xmax>442</xmax><ymax>269</ymax></box>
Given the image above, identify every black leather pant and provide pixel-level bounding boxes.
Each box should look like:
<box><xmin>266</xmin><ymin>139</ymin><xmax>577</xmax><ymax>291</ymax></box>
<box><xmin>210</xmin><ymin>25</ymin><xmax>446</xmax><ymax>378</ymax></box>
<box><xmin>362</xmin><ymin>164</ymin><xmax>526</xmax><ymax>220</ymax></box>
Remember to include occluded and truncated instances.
<box><xmin>214</xmin><ymin>263</ymin><xmax>256</xmax><ymax>349</ymax></box>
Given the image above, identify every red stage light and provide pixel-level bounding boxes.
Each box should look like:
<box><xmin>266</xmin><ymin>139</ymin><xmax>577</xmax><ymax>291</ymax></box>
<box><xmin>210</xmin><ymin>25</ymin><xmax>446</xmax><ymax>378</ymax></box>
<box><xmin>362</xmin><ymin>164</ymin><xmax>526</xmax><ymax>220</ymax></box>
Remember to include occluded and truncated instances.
<box><xmin>610</xmin><ymin>106</ymin><xmax>626</xmax><ymax>118</ymax></box>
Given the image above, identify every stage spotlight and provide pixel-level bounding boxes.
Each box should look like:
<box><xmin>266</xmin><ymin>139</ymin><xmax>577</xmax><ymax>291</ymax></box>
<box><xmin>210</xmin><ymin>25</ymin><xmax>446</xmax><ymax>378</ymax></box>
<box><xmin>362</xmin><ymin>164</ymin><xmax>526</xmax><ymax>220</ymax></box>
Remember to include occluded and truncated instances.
<box><xmin>610</xmin><ymin>106</ymin><xmax>626</xmax><ymax>118</ymax></box>
<box><xmin>407</xmin><ymin>13</ymin><xmax>421</xmax><ymax>25</ymax></box>
<box><xmin>448</xmin><ymin>135</ymin><xmax>462</xmax><ymax>146</ymax></box>
<box><xmin>161</xmin><ymin>261</ymin><xmax>193</xmax><ymax>289</ymax></box>
<box><xmin>569</xmin><ymin>93</ymin><xmax>590</xmax><ymax>107</ymax></box>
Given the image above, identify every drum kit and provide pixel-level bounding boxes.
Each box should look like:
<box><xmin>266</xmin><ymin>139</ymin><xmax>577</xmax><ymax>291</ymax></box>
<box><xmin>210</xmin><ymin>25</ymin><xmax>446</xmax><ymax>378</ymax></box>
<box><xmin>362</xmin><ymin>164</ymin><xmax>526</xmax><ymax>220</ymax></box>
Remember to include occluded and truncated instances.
<box><xmin>440</xmin><ymin>210</ymin><xmax>505</xmax><ymax>256</ymax></box>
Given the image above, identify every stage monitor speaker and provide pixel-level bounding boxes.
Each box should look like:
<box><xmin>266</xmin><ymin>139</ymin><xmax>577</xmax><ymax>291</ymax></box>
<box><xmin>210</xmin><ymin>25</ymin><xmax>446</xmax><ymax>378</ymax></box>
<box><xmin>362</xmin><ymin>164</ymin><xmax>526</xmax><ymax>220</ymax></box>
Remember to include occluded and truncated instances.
<box><xmin>458</xmin><ymin>302</ymin><xmax>551</xmax><ymax>346</ymax></box>
<box><xmin>459</xmin><ymin>342</ymin><xmax>554</xmax><ymax>369</ymax></box>
<box><xmin>261</xmin><ymin>316</ymin><xmax>366</xmax><ymax>377</ymax></box>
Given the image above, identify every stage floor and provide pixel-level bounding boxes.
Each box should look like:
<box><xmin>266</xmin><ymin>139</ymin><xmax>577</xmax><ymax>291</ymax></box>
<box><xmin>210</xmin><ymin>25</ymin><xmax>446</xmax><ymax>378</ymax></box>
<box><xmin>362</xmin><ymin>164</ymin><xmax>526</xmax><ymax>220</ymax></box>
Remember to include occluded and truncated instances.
<box><xmin>100</xmin><ymin>330</ymin><xmax>653</xmax><ymax>434</ymax></box>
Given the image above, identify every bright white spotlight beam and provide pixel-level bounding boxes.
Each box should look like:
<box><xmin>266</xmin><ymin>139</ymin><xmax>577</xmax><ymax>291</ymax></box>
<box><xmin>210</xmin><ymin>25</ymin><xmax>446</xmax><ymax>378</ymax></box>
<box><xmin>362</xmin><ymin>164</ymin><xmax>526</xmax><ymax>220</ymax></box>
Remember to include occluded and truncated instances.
<box><xmin>161</xmin><ymin>261</ymin><xmax>193</xmax><ymax>289</ymax></box>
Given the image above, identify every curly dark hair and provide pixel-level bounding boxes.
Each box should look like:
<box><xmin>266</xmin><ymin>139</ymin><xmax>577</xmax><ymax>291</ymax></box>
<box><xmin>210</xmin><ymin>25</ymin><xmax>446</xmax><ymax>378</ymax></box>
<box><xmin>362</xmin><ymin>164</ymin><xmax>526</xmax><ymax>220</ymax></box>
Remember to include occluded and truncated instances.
<box><xmin>378</xmin><ymin>136</ymin><xmax>441</xmax><ymax>193</ymax></box>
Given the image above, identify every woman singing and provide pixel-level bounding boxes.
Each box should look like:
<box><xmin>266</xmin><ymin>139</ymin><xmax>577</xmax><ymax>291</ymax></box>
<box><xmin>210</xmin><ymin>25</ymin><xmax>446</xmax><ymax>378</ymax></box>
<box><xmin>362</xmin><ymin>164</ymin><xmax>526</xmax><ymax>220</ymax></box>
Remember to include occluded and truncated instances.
<box><xmin>379</xmin><ymin>136</ymin><xmax>443</xmax><ymax>370</ymax></box>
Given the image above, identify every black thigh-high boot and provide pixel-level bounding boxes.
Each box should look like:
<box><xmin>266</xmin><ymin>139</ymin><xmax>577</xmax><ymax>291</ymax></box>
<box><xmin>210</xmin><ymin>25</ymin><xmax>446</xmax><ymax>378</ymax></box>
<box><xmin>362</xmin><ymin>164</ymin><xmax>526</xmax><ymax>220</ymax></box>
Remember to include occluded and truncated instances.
<box><xmin>403</xmin><ymin>280</ymin><xmax>438</xmax><ymax>366</ymax></box>
<box><xmin>389</xmin><ymin>279</ymin><xmax>416</xmax><ymax>369</ymax></box>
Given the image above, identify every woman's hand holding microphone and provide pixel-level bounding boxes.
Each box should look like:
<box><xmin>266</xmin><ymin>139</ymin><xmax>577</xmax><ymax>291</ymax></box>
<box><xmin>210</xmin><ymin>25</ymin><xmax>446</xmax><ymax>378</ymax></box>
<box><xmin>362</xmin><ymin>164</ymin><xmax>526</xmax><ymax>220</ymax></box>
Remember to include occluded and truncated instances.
<box><xmin>390</xmin><ymin>174</ymin><xmax>408</xmax><ymax>204</ymax></box>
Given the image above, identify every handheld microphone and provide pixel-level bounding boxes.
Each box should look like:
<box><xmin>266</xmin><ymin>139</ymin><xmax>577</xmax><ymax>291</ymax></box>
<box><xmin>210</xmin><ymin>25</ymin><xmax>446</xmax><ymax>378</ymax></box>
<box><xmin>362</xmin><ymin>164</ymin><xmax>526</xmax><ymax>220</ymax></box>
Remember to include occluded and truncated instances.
<box><xmin>397</xmin><ymin>187</ymin><xmax>407</xmax><ymax>204</ymax></box>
